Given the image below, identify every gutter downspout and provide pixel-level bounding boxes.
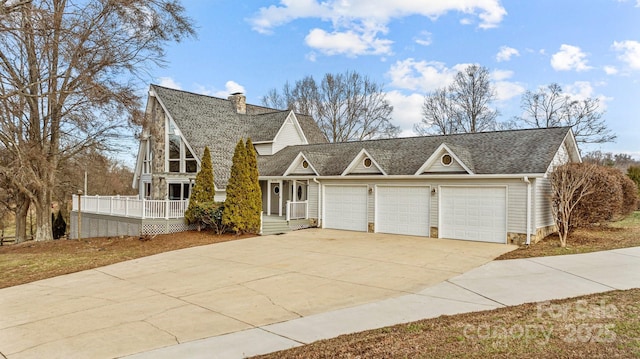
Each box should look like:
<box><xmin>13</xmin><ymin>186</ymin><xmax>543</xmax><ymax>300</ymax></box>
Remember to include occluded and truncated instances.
<box><xmin>313</xmin><ymin>177</ymin><xmax>321</xmax><ymax>227</ymax></box>
<box><xmin>523</xmin><ymin>176</ymin><xmax>532</xmax><ymax>245</ymax></box>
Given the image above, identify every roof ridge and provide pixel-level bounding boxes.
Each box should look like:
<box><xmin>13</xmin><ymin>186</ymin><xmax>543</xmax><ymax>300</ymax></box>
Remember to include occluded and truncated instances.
<box><xmin>326</xmin><ymin>126</ymin><xmax>572</xmax><ymax>146</ymax></box>
<box><xmin>150</xmin><ymin>84</ymin><xmax>282</xmax><ymax>113</ymax></box>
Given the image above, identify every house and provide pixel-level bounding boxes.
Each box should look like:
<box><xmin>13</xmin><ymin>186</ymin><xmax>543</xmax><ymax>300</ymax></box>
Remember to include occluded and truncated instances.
<box><xmin>76</xmin><ymin>85</ymin><xmax>581</xmax><ymax>244</ymax></box>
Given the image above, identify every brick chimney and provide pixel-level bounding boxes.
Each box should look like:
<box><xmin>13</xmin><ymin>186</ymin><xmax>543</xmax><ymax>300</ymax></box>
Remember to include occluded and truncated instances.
<box><xmin>228</xmin><ymin>93</ymin><xmax>246</xmax><ymax>114</ymax></box>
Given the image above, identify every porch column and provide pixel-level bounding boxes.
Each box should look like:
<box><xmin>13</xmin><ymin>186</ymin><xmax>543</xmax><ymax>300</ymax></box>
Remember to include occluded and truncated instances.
<box><xmin>267</xmin><ymin>180</ymin><xmax>272</xmax><ymax>216</ymax></box>
<box><xmin>278</xmin><ymin>180</ymin><xmax>283</xmax><ymax>217</ymax></box>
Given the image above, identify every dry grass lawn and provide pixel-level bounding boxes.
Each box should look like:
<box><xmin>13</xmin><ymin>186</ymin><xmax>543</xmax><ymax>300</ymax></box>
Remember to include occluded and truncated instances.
<box><xmin>255</xmin><ymin>289</ymin><xmax>640</xmax><ymax>359</ymax></box>
<box><xmin>0</xmin><ymin>231</ymin><xmax>252</xmax><ymax>289</ymax></box>
<box><xmin>498</xmin><ymin>211</ymin><xmax>640</xmax><ymax>260</ymax></box>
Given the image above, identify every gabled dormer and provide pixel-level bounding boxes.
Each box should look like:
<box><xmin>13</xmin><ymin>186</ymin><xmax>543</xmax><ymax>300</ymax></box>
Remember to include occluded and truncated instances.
<box><xmin>272</xmin><ymin>112</ymin><xmax>309</xmax><ymax>153</ymax></box>
<box><xmin>342</xmin><ymin>149</ymin><xmax>387</xmax><ymax>176</ymax></box>
<box><xmin>415</xmin><ymin>143</ymin><xmax>474</xmax><ymax>175</ymax></box>
<box><xmin>284</xmin><ymin>152</ymin><xmax>319</xmax><ymax>176</ymax></box>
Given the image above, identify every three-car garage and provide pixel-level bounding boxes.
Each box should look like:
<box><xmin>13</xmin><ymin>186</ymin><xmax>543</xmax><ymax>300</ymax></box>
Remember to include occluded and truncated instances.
<box><xmin>322</xmin><ymin>183</ymin><xmax>508</xmax><ymax>244</ymax></box>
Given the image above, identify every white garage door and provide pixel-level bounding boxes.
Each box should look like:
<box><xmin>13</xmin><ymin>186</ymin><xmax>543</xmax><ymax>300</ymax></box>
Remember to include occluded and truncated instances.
<box><xmin>324</xmin><ymin>185</ymin><xmax>368</xmax><ymax>232</ymax></box>
<box><xmin>440</xmin><ymin>186</ymin><xmax>507</xmax><ymax>243</ymax></box>
<box><xmin>376</xmin><ymin>186</ymin><xmax>430</xmax><ymax>236</ymax></box>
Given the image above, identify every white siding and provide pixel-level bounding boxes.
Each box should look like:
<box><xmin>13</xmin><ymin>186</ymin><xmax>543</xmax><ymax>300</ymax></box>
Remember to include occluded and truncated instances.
<box><xmin>507</xmin><ymin>181</ymin><xmax>527</xmax><ymax>234</ymax></box>
<box><xmin>548</xmin><ymin>142</ymin><xmax>569</xmax><ymax>172</ymax></box>
<box><xmin>425</xmin><ymin>156</ymin><xmax>467</xmax><ymax>173</ymax></box>
<box><xmin>215</xmin><ymin>190</ymin><xmax>227</xmax><ymax>202</ymax></box>
<box><xmin>273</xmin><ymin>117</ymin><xmax>305</xmax><ymax>153</ymax></box>
<box><xmin>308</xmin><ymin>180</ymin><xmax>319</xmax><ymax>219</ymax></box>
<box><xmin>254</xmin><ymin>143</ymin><xmax>273</xmax><ymax>156</ymax></box>
<box><xmin>290</xmin><ymin>161</ymin><xmax>316</xmax><ymax>175</ymax></box>
<box><xmin>350</xmin><ymin>159</ymin><xmax>383</xmax><ymax>174</ymax></box>
<box><xmin>536</xmin><ymin>177</ymin><xmax>555</xmax><ymax>228</ymax></box>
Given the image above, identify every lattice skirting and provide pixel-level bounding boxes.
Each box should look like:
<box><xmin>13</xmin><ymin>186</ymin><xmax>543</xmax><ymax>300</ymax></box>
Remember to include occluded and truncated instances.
<box><xmin>141</xmin><ymin>222</ymin><xmax>197</xmax><ymax>235</ymax></box>
<box><xmin>289</xmin><ymin>222</ymin><xmax>312</xmax><ymax>231</ymax></box>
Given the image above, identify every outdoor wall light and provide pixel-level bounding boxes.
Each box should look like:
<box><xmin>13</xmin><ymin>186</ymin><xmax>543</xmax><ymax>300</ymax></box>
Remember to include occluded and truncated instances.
<box><xmin>431</xmin><ymin>188</ymin><xmax>437</xmax><ymax>195</ymax></box>
<box><xmin>368</xmin><ymin>187</ymin><xmax>373</xmax><ymax>195</ymax></box>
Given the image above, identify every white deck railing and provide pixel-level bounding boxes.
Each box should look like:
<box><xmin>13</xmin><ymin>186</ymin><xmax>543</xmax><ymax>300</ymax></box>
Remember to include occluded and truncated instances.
<box><xmin>72</xmin><ymin>195</ymin><xmax>188</xmax><ymax>219</ymax></box>
<box><xmin>286</xmin><ymin>200</ymin><xmax>308</xmax><ymax>221</ymax></box>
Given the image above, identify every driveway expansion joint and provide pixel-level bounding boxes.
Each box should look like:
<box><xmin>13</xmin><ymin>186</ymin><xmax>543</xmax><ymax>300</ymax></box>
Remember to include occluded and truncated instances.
<box><xmin>257</xmin><ymin>327</ymin><xmax>308</xmax><ymax>345</ymax></box>
<box><xmin>524</xmin><ymin>258</ymin><xmax>618</xmax><ymax>291</ymax></box>
<box><xmin>445</xmin><ymin>280</ymin><xmax>508</xmax><ymax>307</ymax></box>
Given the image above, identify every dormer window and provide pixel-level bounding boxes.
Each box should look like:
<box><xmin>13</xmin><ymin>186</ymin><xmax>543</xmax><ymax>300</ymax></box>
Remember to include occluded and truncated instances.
<box><xmin>168</xmin><ymin>119</ymin><xmax>197</xmax><ymax>173</ymax></box>
<box><xmin>363</xmin><ymin>158</ymin><xmax>372</xmax><ymax>168</ymax></box>
<box><xmin>441</xmin><ymin>154</ymin><xmax>452</xmax><ymax>166</ymax></box>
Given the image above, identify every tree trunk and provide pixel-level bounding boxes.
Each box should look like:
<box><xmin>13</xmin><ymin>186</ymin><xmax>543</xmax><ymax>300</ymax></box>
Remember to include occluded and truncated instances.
<box><xmin>14</xmin><ymin>194</ymin><xmax>30</xmax><ymax>243</ymax></box>
<box><xmin>33</xmin><ymin>188</ymin><xmax>53</xmax><ymax>241</ymax></box>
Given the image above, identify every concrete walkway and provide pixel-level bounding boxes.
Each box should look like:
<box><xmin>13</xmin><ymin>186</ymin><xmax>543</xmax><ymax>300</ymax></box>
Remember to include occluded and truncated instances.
<box><xmin>126</xmin><ymin>246</ymin><xmax>640</xmax><ymax>359</ymax></box>
<box><xmin>0</xmin><ymin>229</ymin><xmax>513</xmax><ymax>359</ymax></box>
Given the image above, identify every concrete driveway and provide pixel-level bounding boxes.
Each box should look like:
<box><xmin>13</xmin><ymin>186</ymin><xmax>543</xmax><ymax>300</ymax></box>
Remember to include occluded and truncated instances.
<box><xmin>0</xmin><ymin>229</ymin><xmax>514</xmax><ymax>359</ymax></box>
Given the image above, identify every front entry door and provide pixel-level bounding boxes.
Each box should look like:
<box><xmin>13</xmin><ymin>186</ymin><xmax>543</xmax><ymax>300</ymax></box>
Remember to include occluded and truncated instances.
<box><xmin>270</xmin><ymin>183</ymin><xmax>281</xmax><ymax>215</ymax></box>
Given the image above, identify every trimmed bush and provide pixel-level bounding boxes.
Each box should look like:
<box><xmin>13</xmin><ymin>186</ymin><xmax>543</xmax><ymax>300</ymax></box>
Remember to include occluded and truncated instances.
<box><xmin>572</xmin><ymin>165</ymin><xmax>623</xmax><ymax>227</ymax></box>
<box><xmin>245</xmin><ymin>138</ymin><xmax>262</xmax><ymax>234</ymax></box>
<box><xmin>185</xmin><ymin>146</ymin><xmax>216</xmax><ymax>231</ymax></box>
<box><xmin>223</xmin><ymin>140</ymin><xmax>250</xmax><ymax>233</ymax></box>
<box><xmin>620</xmin><ymin>171</ymin><xmax>639</xmax><ymax>214</ymax></box>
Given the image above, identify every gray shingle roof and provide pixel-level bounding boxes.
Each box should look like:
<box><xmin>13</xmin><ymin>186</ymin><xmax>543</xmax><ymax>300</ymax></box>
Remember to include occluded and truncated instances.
<box><xmin>258</xmin><ymin>127</ymin><xmax>572</xmax><ymax>177</ymax></box>
<box><xmin>150</xmin><ymin>85</ymin><xmax>328</xmax><ymax>188</ymax></box>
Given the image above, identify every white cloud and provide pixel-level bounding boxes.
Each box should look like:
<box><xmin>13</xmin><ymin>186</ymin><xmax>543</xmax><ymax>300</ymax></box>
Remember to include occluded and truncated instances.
<box><xmin>250</xmin><ymin>0</ymin><xmax>506</xmax><ymax>57</ymax></box>
<box><xmin>550</xmin><ymin>44</ymin><xmax>592</xmax><ymax>72</ymax></box>
<box><xmin>612</xmin><ymin>40</ymin><xmax>640</xmax><ymax>70</ymax></box>
<box><xmin>157</xmin><ymin>77</ymin><xmax>181</xmax><ymax>90</ymax></box>
<box><xmin>564</xmin><ymin>81</ymin><xmax>612</xmax><ymax>110</ymax></box>
<box><xmin>496</xmin><ymin>46</ymin><xmax>519</xmax><ymax>62</ymax></box>
<box><xmin>604</xmin><ymin>66</ymin><xmax>619</xmax><ymax>75</ymax></box>
<box><xmin>385</xmin><ymin>91</ymin><xmax>424</xmax><ymax>136</ymax></box>
<box><xmin>214</xmin><ymin>81</ymin><xmax>246</xmax><ymax>98</ymax></box>
<box><xmin>414</xmin><ymin>31</ymin><xmax>432</xmax><ymax>46</ymax></box>
<box><xmin>490</xmin><ymin>70</ymin><xmax>525</xmax><ymax>101</ymax></box>
<box><xmin>193</xmin><ymin>81</ymin><xmax>246</xmax><ymax>98</ymax></box>
<box><xmin>387</xmin><ymin>59</ymin><xmax>471</xmax><ymax>92</ymax></box>
<box><xmin>305</xmin><ymin>26</ymin><xmax>393</xmax><ymax>56</ymax></box>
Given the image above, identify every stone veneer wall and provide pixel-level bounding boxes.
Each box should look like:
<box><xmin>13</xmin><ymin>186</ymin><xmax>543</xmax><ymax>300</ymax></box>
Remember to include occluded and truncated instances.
<box><xmin>148</xmin><ymin>96</ymin><xmax>168</xmax><ymax>199</ymax></box>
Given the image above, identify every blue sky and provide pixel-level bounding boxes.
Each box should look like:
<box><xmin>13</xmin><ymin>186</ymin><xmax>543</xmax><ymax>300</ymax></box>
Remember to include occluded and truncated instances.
<box><xmin>142</xmin><ymin>0</ymin><xmax>640</xmax><ymax>163</ymax></box>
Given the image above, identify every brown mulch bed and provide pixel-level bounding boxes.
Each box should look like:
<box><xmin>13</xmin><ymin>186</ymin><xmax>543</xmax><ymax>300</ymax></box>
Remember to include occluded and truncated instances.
<box><xmin>254</xmin><ymin>288</ymin><xmax>640</xmax><ymax>359</ymax></box>
<box><xmin>0</xmin><ymin>231</ymin><xmax>253</xmax><ymax>289</ymax></box>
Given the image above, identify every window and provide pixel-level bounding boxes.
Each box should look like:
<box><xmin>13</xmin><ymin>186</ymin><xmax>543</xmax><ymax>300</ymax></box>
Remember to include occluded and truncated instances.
<box><xmin>441</xmin><ymin>154</ymin><xmax>453</xmax><ymax>166</ymax></box>
<box><xmin>143</xmin><ymin>141</ymin><xmax>152</xmax><ymax>174</ymax></box>
<box><xmin>168</xmin><ymin>182</ymin><xmax>193</xmax><ymax>200</ymax></box>
<box><xmin>297</xmin><ymin>185</ymin><xmax>303</xmax><ymax>200</ymax></box>
<box><xmin>144</xmin><ymin>182</ymin><xmax>152</xmax><ymax>199</ymax></box>
<box><xmin>167</xmin><ymin>119</ymin><xmax>198</xmax><ymax>173</ymax></box>
<box><xmin>273</xmin><ymin>185</ymin><xmax>280</xmax><ymax>195</ymax></box>
<box><xmin>363</xmin><ymin>157</ymin><xmax>372</xmax><ymax>168</ymax></box>
<box><xmin>302</xmin><ymin>160</ymin><xmax>309</xmax><ymax>169</ymax></box>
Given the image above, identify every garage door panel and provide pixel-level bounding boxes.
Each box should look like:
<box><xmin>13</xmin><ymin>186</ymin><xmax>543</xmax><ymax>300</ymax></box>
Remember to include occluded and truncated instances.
<box><xmin>324</xmin><ymin>186</ymin><xmax>368</xmax><ymax>232</ymax></box>
<box><xmin>377</xmin><ymin>186</ymin><xmax>429</xmax><ymax>237</ymax></box>
<box><xmin>440</xmin><ymin>186</ymin><xmax>506</xmax><ymax>243</ymax></box>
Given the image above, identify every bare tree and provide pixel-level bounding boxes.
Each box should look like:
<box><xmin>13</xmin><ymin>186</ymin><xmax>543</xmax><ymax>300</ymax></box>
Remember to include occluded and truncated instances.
<box><xmin>0</xmin><ymin>0</ymin><xmax>194</xmax><ymax>241</ymax></box>
<box><xmin>550</xmin><ymin>163</ymin><xmax>597</xmax><ymax>248</ymax></box>
<box><xmin>518</xmin><ymin>83</ymin><xmax>615</xmax><ymax>144</ymax></box>
<box><xmin>263</xmin><ymin>71</ymin><xmax>398</xmax><ymax>142</ymax></box>
<box><xmin>416</xmin><ymin>65</ymin><xmax>498</xmax><ymax>135</ymax></box>
<box><xmin>414</xmin><ymin>88</ymin><xmax>457</xmax><ymax>135</ymax></box>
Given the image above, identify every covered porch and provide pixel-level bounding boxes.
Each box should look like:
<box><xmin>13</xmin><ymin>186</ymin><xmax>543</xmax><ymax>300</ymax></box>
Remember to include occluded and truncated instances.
<box><xmin>261</xmin><ymin>179</ymin><xmax>310</xmax><ymax>221</ymax></box>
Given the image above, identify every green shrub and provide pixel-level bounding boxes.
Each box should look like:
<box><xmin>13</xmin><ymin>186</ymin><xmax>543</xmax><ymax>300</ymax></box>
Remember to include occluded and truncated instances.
<box><xmin>190</xmin><ymin>202</ymin><xmax>227</xmax><ymax>234</ymax></box>
<box><xmin>223</xmin><ymin>140</ymin><xmax>250</xmax><ymax>233</ymax></box>
<box><xmin>185</xmin><ymin>146</ymin><xmax>215</xmax><ymax>231</ymax></box>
